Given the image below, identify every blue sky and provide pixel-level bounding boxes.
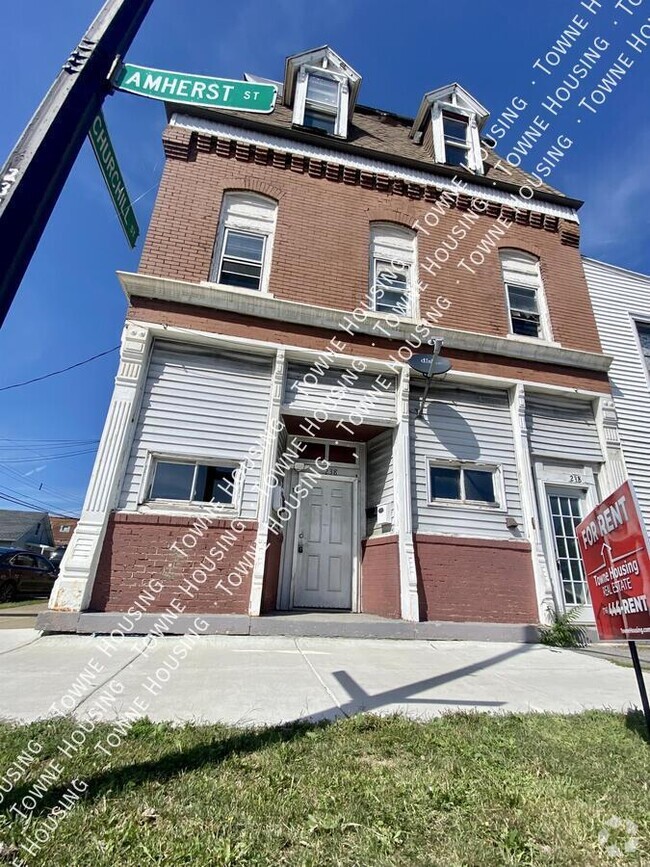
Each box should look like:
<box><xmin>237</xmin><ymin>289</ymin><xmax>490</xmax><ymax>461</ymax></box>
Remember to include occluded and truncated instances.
<box><xmin>0</xmin><ymin>0</ymin><xmax>648</xmax><ymax>517</ymax></box>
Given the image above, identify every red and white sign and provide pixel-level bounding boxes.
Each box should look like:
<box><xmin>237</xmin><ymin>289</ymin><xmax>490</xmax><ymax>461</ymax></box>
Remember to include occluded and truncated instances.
<box><xmin>577</xmin><ymin>481</ymin><xmax>650</xmax><ymax>641</ymax></box>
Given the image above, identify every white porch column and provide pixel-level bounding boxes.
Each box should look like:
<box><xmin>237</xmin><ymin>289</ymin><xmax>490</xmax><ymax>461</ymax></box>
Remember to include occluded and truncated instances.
<box><xmin>49</xmin><ymin>323</ymin><xmax>151</xmax><ymax>611</ymax></box>
<box><xmin>594</xmin><ymin>396</ymin><xmax>628</xmax><ymax>497</ymax></box>
<box><xmin>393</xmin><ymin>366</ymin><xmax>420</xmax><ymax>621</ymax></box>
<box><xmin>248</xmin><ymin>349</ymin><xmax>286</xmax><ymax>616</ymax></box>
<box><xmin>509</xmin><ymin>384</ymin><xmax>555</xmax><ymax>623</ymax></box>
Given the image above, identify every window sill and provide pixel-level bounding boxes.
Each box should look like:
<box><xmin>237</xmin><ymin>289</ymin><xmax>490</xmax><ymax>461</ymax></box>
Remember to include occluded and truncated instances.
<box><xmin>505</xmin><ymin>333</ymin><xmax>560</xmax><ymax>349</ymax></box>
<box><xmin>427</xmin><ymin>499</ymin><xmax>505</xmax><ymax>513</ymax></box>
<box><xmin>136</xmin><ymin>501</ymin><xmax>239</xmax><ymax>517</ymax></box>
<box><xmin>201</xmin><ymin>280</ymin><xmax>273</xmax><ymax>300</ymax></box>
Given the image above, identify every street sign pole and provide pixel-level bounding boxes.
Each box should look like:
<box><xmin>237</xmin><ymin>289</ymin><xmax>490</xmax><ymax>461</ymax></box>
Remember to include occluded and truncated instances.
<box><xmin>0</xmin><ymin>0</ymin><xmax>155</xmax><ymax>328</ymax></box>
<box><xmin>628</xmin><ymin>641</ymin><xmax>650</xmax><ymax>740</ymax></box>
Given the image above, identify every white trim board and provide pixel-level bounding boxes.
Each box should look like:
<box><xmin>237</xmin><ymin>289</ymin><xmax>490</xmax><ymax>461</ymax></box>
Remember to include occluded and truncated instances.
<box><xmin>120</xmin><ymin>271</ymin><xmax>611</xmax><ymax>373</ymax></box>
<box><xmin>169</xmin><ymin>113</ymin><xmax>579</xmax><ymax>224</ymax></box>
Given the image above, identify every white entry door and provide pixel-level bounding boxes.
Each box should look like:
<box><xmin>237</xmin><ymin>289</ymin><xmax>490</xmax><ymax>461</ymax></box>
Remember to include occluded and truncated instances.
<box><xmin>292</xmin><ymin>479</ymin><xmax>354</xmax><ymax>609</ymax></box>
<box><xmin>546</xmin><ymin>486</ymin><xmax>593</xmax><ymax>621</ymax></box>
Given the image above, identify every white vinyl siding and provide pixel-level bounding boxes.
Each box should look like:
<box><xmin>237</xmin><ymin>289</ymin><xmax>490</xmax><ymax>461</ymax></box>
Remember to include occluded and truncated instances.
<box><xmin>366</xmin><ymin>429</ymin><xmax>395</xmax><ymax>535</ymax></box>
<box><xmin>119</xmin><ymin>342</ymin><xmax>273</xmax><ymax>518</ymax></box>
<box><xmin>584</xmin><ymin>257</ymin><xmax>650</xmax><ymax>527</ymax></box>
<box><xmin>410</xmin><ymin>386</ymin><xmax>524</xmax><ymax>539</ymax></box>
<box><xmin>283</xmin><ymin>364</ymin><xmax>397</xmax><ymax>423</ymax></box>
<box><xmin>525</xmin><ymin>395</ymin><xmax>602</xmax><ymax>464</ymax></box>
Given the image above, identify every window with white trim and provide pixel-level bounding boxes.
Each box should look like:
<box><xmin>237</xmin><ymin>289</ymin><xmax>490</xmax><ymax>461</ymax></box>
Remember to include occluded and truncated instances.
<box><xmin>211</xmin><ymin>192</ymin><xmax>277</xmax><ymax>293</ymax></box>
<box><xmin>369</xmin><ymin>223</ymin><xmax>417</xmax><ymax>317</ymax></box>
<box><xmin>147</xmin><ymin>457</ymin><xmax>238</xmax><ymax>506</ymax></box>
<box><xmin>637</xmin><ymin>322</ymin><xmax>650</xmax><ymax>374</ymax></box>
<box><xmin>500</xmin><ymin>250</ymin><xmax>551</xmax><ymax>340</ymax></box>
<box><xmin>442</xmin><ymin>112</ymin><xmax>470</xmax><ymax>167</ymax></box>
<box><xmin>428</xmin><ymin>462</ymin><xmax>500</xmax><ymax>506</ymax></box>
<box><xmin>293</xmin><ymin>68</ymin><xmax>348</xmax><ymax>137</ymax></box>
<box><xmin>431</xmin><ymin>104</ymin><xmax>483</xmax><ymax>173</ymax></box>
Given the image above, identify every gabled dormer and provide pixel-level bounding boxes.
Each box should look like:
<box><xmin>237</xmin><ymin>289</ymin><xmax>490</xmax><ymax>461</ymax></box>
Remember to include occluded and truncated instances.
<box><xmin>283</xmin><ymin>46</ymin><xmax>361</xmax><ymax>139</ymax></box>
<box><xmin>410</xmin><ymin>84</ymin><xmax>489</xmax><ymax>174</ymax></box>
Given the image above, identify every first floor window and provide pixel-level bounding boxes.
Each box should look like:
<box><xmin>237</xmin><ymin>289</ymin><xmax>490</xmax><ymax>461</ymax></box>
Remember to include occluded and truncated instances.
<box><xmin>429</xmin><ymin>463</ymin><xmax>498</xmax><ymax>505</ymax></box>
<box><xmin>637</xmin><ymin>322</ymin><xmax>650</xmax><ymax>374</ymax></box>
<box><xmin>149</xmin><ymin>459</ymin><xmax>237</xmax><ymax>505</ymax></box>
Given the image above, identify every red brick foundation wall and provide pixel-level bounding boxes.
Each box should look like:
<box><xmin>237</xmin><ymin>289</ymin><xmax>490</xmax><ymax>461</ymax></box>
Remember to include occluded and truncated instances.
<box><xmin>261</xmin><ymin>530</ymin><xmax>283</xmax><ymax>613</ymax></box>
<box><xmin>361</xmin><ymin>535</ymin><xmax>401</xmax><ymax>619</ymax></box>
<box><xmin>90</xmin><ymin>513</ymin><xmax>258</xmax><ymax>615</ymax></box>
<box><xmin>414</xmin><ymin>534</ymin><xmax>538</xmax><ymax>624</ymax></box>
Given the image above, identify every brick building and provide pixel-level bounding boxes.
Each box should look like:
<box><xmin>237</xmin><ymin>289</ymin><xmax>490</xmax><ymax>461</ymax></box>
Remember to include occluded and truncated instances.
<box><xmin>45</xmin><ymin>47</ymin><xmax>626</xmax><ymax>637</ymax></box>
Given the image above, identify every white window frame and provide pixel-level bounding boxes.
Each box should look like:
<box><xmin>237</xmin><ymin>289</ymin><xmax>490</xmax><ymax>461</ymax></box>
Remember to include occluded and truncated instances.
<box><xmin>293</xmin><ymin>66</ymin><xmax>349</xmax><ymax>138</ymax></box>
<box><xmin>369</xmin><ymin>223</ymin><xmax>418</xmax><ymax>318</ymax></box>
<box><xmin>431</xmin><ymin>101</ymin><xmax>483</xmax><ymax>174</ymax></box>
<box><xmin>500</xmin><ymin>250</ymin><xmax>553</xmax><ymax>342</ymax></box>
<box><xmin>139</xmin><ymin>453</ymin><xmax>243</xmax><ymax>514</ymax></box>
<box><xmin>427</xmin><ymin>459</ymin><xmax>504</xmax><ymax>510</ymax></box>
<box><xmin>210</xmin><ymin>192</ymin><xmax>277</xmax><ymax>295</ymax></box>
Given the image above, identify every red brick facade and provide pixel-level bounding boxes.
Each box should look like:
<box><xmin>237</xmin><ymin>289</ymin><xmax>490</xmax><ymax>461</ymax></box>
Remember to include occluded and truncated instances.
<box><xmin>91</xmin><ymin>513</ymin><xmax>257</xmax><ymax>615</ymax></box>
<box><xmin>414</xmin><ymin>535</ymin><xmax>538</xmax><ymax>623</ymax></box>
<box><xmin>138</xmin><ymin>124</ymin><xmax>603</xmax><ymax>357</ymax></box>
<box><xmin>361</xmin><ymin>535</ymin><xmax>401</xmax><ymax>619</ymax></box>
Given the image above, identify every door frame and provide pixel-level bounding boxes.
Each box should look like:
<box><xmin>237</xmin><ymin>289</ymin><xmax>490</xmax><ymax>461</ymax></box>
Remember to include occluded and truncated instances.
<box><xmin>534</xmin><ymin>461</ymin><xmax>599</xmax><ymax>622</ymax></box>
<box><xmin>277</xmin><ymin>438</ymin><xmax>364</xmax><ymax>612</ymax></box>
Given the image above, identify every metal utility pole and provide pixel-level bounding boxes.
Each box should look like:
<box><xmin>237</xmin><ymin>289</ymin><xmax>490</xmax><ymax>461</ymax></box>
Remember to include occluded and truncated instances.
<box><xmin>0</xmin><ymin>0</ymin><xmax>155</xmax><ymax>328</ymax></box>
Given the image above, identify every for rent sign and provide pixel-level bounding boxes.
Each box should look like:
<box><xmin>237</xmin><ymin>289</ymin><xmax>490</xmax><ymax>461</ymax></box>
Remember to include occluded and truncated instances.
<box><xmin>577</xmin><ymin>481</ymin><xmax>650</xmax><ymax>641</ymax></box>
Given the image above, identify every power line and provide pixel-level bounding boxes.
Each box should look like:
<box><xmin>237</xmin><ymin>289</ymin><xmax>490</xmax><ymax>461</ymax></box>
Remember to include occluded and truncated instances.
<box><xmin>0</xmin><ymin>464</ymin><xmax>82</xmax><ymax>510</ymax></box>
<box><xmin>0</xmin><ymin>346</ymin><xmax>119</xmax><ymax>393</ymax></box>
<box><xmin>0</xmin><ymin>487</ymin><xmax>62</xmax><ymax>514</ymax></box>
<box><xmin>0</xmin><ymin>448</ymin><xmax>97</xmax><ymax>464</ymax></box>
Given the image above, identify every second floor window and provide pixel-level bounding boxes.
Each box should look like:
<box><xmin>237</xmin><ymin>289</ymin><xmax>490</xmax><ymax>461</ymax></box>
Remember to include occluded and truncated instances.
<box><xmin>211</xmin><ymin>192</ymin><xmax>277</xmax><ymax>293</ymax></box>
<box><xmin>500</xmin><ymin>250</ymin><xmax>551</xmax><ymax>340</ymax></box>
<box><xmin>369</xmin><ymin>223</ymin><xmax>417</xmax><ymax>317</ymax></box>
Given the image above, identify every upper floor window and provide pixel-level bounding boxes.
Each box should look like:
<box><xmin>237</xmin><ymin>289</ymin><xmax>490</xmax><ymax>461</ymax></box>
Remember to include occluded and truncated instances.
<box><xmin>637</xmin><ymin>322</ymin><xmax>650</xmax><ymax>374</ymax></box>
<box><xmin>303</xmin><ymin>73</ymin><xmax>340</xmax><ymax>134</ymax></box>
<box><xmin>442</xmin><ymin>113</ymin><xmax>470</xmax><ymax>167</ymax></box>
<box><xmin>500</xmin><ymin>250</ymin><xmax>551</xmax><ymax>341</ymax></box>
<box><xmin>211</xmin><ymin>192</ymin><xmax>277</xmax><ymax>293</ymax></box>
<box><xmin>369</xmin><ymin>223</ymin><xmax>417</xmax><ymax>317</ymax></box>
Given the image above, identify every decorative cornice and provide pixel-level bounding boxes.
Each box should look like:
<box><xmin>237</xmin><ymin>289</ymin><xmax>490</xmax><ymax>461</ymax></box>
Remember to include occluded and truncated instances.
<box><xmin>119</xmin><ymin>270</ymin><xmax>612</xmax><ymax>374</ymax></box>
<box><xmin>169</xmin><ymin>114</ymin><xmax>579</xmax><ymax>227</ymax></box>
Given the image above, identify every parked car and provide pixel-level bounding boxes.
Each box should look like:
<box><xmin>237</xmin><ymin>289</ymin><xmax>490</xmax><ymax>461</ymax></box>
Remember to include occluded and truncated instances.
<box><xmin>0</xmin><ymin>547</ymin><xmax>59</xmax><ymax>602</ymax></box>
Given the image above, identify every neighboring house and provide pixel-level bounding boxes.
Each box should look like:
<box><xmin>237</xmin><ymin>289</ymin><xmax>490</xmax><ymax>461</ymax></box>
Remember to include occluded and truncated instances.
<box><xmin>0</xmin><ymin>510</ymin><xmax>53</xmax><ymax>549</ymax></box>
<box><xmin>50</xmin><ymin>516</ymin><xmax>79</xmax><ymax>548</ymax></box>
<box><xmin>583</xmin><ymin>258</ymin><xmax>650</xmax><ymax>530</ymax></box>
<box><xmin>47</xmin><ymin>46</ymin><xmax>625</xmax><ymax>637</ymax></box>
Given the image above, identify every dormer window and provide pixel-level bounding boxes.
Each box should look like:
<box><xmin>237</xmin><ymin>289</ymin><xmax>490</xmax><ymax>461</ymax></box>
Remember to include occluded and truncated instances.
<box><xmin>284</xmin><ymin>47</ymin><xmax>361</xmax><ymax>140</ymax></box>
<box><xmin>411</xmin><ymin>84</ymin><xmax>488</xmax><ymax>175</ymax></box>
<box><xmin>442</xmin><ymin>113</ymin><xmax>470</xmax><ymax>167</ymax></box>
<box><xmin>303</xmin><ymin>73</ymin><xmax>340</xmax><ymax>134</ymax></box>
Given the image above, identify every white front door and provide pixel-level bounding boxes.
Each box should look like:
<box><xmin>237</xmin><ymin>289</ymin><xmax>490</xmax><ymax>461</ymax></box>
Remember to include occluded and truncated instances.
<box><xmin>292</xmin><ymin>478</ymin><xmax>354</xmax><ymax>609</ymax></box>
<box><xmin>546</xmin><ymin>486</ymin><xmax>592</xmax><ymax>621</ymax></box>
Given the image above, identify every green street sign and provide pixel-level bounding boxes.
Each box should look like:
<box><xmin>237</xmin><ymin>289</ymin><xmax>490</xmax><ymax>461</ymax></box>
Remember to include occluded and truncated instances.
<box><xmin>113</xmin><ymin>63</ymin><xmax>278</xmax><ymax>113</ymax></box>
<box><xmin>88</xmin><ymin>111</ymin><xmax>139</xmax><ymax>248</ymax></box>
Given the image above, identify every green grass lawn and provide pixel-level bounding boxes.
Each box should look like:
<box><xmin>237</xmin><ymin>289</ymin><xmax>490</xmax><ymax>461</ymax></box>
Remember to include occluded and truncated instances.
<box><xmin>0</xmin><ymin>712</ymin><xmax>648</xmax><ymax>866</ymax></box>
<box><xmin>0</xmin><ymin>598</ymin><xmax>46</xmax><ymax>611</ymax></box>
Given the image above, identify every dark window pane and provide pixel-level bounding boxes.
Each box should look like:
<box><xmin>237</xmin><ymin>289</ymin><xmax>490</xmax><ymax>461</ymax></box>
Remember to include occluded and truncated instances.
<box><xmin>430</xmin><ymin>466</ymin><xmax>461</xmax><ymax>500</ymax></box>
<box><xmin>303</xmin><ymin>108</ymin><xmax>336</xmax><ymax>134</ymax></box>
<box><xmin>224</xmin><ymin>231</ymin><xmax>264</xmax><ymax>262</ymax></box>
<box><xmin>151</xmin><ymin>462</ymin><xmax>194</xmax><ymax>500</ymax></box>
<box><xmin>376</xmin><ymin>290</ymin><xmax>409</xmax><ymax>315</ymax></box>
<box><xmin>329</xmin><ymin>445</ymin><xmax>357</xmax><ymax>464</ymax></box>
<box><xmin>220</xmin><ymin>260</ymin><xmax>262</xmax><ymax>290</ymax></box>
<box><xmin>508</xmin><ymin>285</ymin><xmax>538</xmax><ymax>313</ymax></box>
<box><xmin>464</xmin><ymin>469</ymin><xmax>496</xmax><ymax>503</ymax></box>
<box><xmin>306</xmin><ymin>74</ymin><xmax>338</xmax><ymax>106</ymax></box>
<box><xmin>194</xmin><ymin>465</ymin><xmax>236</xmax><ymax>504</ymax></box>
<box><xmin>511</xmin><ymin>315</ymin><xmax>540</xmax><ymax>337</ymax></box>
<box><xmin>445</xmin><ymin>145</ymin><xmax>468</xmax><ymax>167</ymax></box>
<box><xmin>301</xmin><ymin>442</ymin><xmax>327</xmax><ymax>460</ymax></box>
<box><xmin>443</xmin><ymin>116</ymin><xmax>468</xmax><ymax>144</ymax></box>
<box><xmin>563</xmin><ymin>582</ymin><xmax>576</xmax><ymax>604</ymax></box>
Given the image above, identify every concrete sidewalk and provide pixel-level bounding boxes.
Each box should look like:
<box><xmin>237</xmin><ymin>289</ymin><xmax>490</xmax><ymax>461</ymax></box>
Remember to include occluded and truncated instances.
<box><xmin>0</xmin><ymin>629</ymin><xmax>642</xmax><ymax>727</ymax></box>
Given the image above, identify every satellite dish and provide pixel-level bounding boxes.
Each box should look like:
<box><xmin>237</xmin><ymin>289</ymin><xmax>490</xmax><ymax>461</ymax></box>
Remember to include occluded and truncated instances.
<box><xmin>408</xmin><ymin>354</ymin><xmax>452</xmax><ymax>377</ymax></box>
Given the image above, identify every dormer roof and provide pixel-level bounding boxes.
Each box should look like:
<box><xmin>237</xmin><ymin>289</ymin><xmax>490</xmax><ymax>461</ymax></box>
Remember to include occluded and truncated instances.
<box><xmin>410</xmin><ymin>83</ymin><xmax>489</xmax><ymax>138</ymax></box>
<box><xmin>283</xmin><ymin>45</ymin><xmax>362</xmax><ymax>110</ymax></box>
